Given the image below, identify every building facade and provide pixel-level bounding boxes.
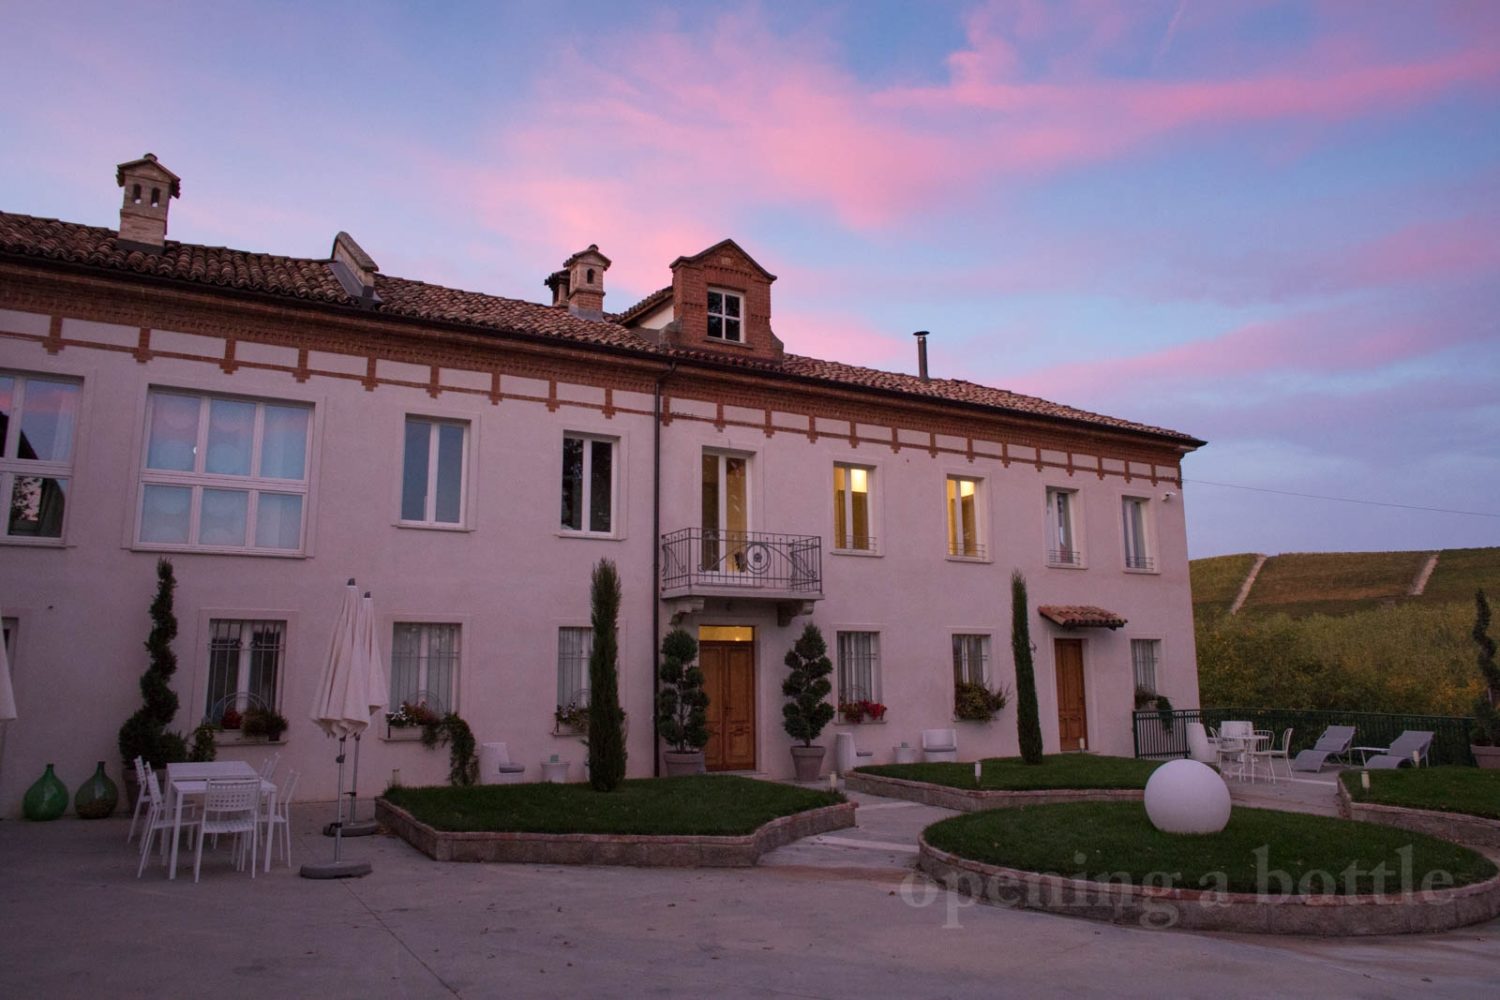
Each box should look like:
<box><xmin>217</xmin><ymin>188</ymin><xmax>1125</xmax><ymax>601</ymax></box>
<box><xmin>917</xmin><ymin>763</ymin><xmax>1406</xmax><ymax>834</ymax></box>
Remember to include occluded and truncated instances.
<box><xmin>0</xmin><ymin>155</ymin><xmax>1204</xmax><ymax>814</ymax></box>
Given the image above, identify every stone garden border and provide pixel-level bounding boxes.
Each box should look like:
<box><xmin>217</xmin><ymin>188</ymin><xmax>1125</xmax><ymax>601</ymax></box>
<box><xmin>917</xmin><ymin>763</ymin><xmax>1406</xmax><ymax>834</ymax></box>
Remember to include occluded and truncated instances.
<box><xmin>918</xmin><ymin>837</ymin><xmax>1500</xmax><ymax>936</ymax></box>
<box><xmin>375</xmin><ymin>798</ymin><xmax>856</xmax><ymax>867</ymax></box>
<box><xmin>845</xmin><ymin>770</ymin><xmax>1141</xmax><ymax>812</ymax></box>
<box><xmin>1337</xmin><ymin>782</ymin><xmax>1500</xmax><ymax>850</ymax></box>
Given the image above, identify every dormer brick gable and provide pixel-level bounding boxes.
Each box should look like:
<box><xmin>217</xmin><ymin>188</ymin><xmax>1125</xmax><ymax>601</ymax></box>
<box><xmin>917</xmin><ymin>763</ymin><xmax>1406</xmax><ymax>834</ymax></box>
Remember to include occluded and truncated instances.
<box><xmin>665</xmin><ymin>239</ymin><xmax>783</xmax><ymax>362</ymax></box>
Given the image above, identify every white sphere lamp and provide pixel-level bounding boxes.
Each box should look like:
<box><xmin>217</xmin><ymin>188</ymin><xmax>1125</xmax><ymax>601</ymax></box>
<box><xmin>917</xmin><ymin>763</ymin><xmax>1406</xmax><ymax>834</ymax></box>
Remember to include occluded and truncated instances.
<box><xmin>1143</xmin><ymin>759</ymin><xmax>1231</xmax><ymax>834</ymax></box>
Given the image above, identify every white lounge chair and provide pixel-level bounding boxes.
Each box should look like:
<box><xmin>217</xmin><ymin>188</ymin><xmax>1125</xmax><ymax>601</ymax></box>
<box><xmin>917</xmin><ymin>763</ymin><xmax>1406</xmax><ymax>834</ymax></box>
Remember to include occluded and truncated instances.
<box><xmin>1291</xmin><ymin>725</ymin><xmax>1356</xmax><ymax>772</ymax></box>
<box><xmin>1359</xmin><ymin>731</ymin><xmax>1433</xmax><ymax>769</ymax></box>
<box><xmin>1186</xmin><ymin>722</ymin><xmax>1219</xmax><ymax>765</ymax></box>
<box><xmin>921</xmin><ymin>728</ymin><xmax>958</xmax><ymax>763</ymax></box>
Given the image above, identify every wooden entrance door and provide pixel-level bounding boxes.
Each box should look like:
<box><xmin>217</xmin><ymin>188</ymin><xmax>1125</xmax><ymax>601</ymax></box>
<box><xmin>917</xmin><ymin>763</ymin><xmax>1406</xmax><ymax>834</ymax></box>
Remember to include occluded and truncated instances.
<box><xmin>701</xmin><ymin>642</ymin><xmax>756</xmax><ymax>770</ymax></box>
<box><xmin>1054</xmin><ymin>639</ymin><xmax>1088</xmax><ymax>752</ymax></box>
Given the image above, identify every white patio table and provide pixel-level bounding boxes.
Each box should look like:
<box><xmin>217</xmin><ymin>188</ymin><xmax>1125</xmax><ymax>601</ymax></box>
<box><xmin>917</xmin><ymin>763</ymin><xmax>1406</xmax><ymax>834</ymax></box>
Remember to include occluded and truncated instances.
<box><xmin>164</xmin><ymin>761</ymin><xmax>278</xmax><ymax>879</ymax></box>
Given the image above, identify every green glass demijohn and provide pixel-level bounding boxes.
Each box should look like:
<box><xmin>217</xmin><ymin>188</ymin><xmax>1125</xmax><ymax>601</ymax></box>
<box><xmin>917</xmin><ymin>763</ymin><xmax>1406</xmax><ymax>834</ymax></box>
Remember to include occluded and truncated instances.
<box><xmin>74</xmin><ymin>761</ymin><xmax>119</xmax><ymax>819</ymax></box>
<box><xmin>23</xmin><ymin>763</ymin><xmax>69</xmax><ymax>821</ymax></box>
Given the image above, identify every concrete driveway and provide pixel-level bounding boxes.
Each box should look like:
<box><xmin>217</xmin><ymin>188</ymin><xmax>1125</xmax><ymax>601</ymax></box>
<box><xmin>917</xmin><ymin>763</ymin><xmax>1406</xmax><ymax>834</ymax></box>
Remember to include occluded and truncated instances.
<box><xmin>3</xmin><ymin>786</ymin><xmax>1498</xmax><ymax>999</ymax></box>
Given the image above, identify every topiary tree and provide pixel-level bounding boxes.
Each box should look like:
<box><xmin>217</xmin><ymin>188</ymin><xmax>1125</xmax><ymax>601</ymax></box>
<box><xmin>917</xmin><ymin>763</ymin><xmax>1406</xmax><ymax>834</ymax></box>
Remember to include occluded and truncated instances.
<box><xmin>657</xmin><ymin>628</ymin><xmax>709</xmax><ymax>753</ymax></box>
<box><xmin>587</xmin><ymin>559</ymin><xmax>627</xmax><ymax>790</ymax></box>
<box><xmin>1011</xmin><ymin>571</ymin><xmax>1044</xmax><ymax>764</ymax></box>
<box><xmin>118</xmin><ymin>558</ymin><xmax>188</xmax><ymax>771</ymax></box>
<box><xmin>781</xmin><ymin>623</ymin><xmax>835</xmax><ymax>747</ymax></box>
<box><xmin>1472</xmin><ymin>589</ymin><xmax>1499</xmax><ymax>746</ymax></box>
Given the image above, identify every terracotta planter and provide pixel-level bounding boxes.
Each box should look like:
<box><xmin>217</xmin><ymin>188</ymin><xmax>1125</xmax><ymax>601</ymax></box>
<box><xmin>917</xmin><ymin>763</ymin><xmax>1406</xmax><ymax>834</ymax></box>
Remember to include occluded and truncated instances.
<box><xmin>1473</xmin><ymin>745</ymin><xmax>1500</xmax><ymax>770</ymax></box>
<box><xmin>790</xmin><ymin>745</ymin><xmax>825</xmax><ymax>782</ymax></box>
<box><xmin>662</xmin><ymin>750</ymin><xmax>706</xmax><ymax>776</ymax></box>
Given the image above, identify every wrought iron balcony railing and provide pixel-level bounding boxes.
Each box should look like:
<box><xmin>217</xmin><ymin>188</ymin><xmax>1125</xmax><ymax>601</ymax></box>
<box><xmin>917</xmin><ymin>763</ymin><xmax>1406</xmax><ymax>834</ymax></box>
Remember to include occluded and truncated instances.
<box><xmin>661</xmin><ymin>528</ymin><xmax>823</xmax><ymax>597</ymax></box>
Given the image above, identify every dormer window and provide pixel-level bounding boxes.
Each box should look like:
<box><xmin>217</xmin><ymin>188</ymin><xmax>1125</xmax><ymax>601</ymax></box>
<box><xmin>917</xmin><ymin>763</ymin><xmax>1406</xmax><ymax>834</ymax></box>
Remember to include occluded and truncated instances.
<box><xmin>707</xmin><ymin>289</ymin><xmax>742</xmax><ymax>342</ymax></box>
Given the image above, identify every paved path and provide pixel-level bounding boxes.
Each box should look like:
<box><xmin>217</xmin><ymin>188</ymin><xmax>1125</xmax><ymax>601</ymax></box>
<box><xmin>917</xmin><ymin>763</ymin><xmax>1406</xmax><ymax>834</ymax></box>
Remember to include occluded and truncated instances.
<box><xmin>3</xmin><ymin>785</ymin><xmax>1499</xmax><ymax>999</ymax></box>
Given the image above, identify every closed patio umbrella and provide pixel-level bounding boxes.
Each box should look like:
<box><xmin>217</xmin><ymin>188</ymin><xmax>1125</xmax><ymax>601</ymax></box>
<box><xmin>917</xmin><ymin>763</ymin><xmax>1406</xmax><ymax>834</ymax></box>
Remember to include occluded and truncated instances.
<box><xmin>0</xmin><ymin>603</ymin><xmax>14</xmax><ymax>722</ymax></box>
<box><xmin>301</xmin><ymin>579</ymin><xmax>372</xmax><ymax>879</ymax></box>
<box><xmin>340</xmin><ymin>589</ymin><xmax>388</xmax><ymax>838</ymax></box>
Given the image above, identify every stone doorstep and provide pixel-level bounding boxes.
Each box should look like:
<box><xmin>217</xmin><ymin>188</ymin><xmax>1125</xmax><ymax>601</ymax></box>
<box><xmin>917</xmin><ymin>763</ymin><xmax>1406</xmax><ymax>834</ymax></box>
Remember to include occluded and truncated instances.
<box><xmin>373</xmin><ymin>798</ymin><xmax>857</xmax><ymax>867</ymax></box>
<box><xmin>845</xmin><ymin>771</ymin><xmax>1142</xmax><ymax>812</ymax></box>
<box><xmin>1336</xmin><ymin>781</ymin><xmax>1500</xmax><ymax>850</ymax></box>
<box><xmin>917</xmin><ymin>839</ymin><xmax>1500</xmax><ymax>937</ymax></box>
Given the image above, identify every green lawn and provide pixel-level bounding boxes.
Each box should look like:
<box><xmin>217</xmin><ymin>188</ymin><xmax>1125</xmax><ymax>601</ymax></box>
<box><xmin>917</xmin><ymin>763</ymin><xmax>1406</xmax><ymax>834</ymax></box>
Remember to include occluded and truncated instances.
<box><xmin>857</xmin><ymin>753</ymin><xmax>1162</xmax><ymax>790</ymax></box>
<box><xmin>381</xmin><ymin>775</ymin><xmax>842</xmax><ymax>835</ymax></box>
<box><xmin>924</xmin><ymin>802</ymin><xmax>1496</xmax><ymax>894</ymax></box>
<box><xmin>1341</xmin><ymin>766</ymin><xmax>1500</xmax><ymax>821</ymax></box>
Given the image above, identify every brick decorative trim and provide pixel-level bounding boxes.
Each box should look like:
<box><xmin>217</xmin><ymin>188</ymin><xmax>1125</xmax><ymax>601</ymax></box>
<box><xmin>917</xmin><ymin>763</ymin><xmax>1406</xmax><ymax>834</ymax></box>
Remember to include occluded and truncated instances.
<box><xmin>844</xmin><ymin>771</ymin><xmax>1142</xmax><ymax>812</ymax></box>
<box><xmin>374</xmin><ymin>797</ymin><xmax>856</xmax><ymax>867</ymax></box>
<box><xmin>918</xmin><ymin>837</ymin><xmax>1500</xmax><ymax>936</ymax></box>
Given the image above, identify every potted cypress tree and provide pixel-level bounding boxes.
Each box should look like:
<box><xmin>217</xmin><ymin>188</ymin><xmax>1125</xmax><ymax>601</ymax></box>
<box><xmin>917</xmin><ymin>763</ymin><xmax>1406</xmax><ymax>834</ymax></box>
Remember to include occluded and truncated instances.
<box><xmin>782</xmin><ymin>623</ymin><xmax>835</xmax><ymax>781</ymax></box>
<box><xmin>657</xmin><ymin>628</ymin><xmax>710</xmax><ymax>775</ymax></box>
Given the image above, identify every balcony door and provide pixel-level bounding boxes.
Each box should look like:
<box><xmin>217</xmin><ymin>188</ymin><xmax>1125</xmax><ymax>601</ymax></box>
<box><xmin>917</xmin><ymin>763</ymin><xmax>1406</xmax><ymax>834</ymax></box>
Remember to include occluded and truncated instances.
<box><xmin>701</xmin><ymin>452</ymin><xmax>749</xmax><ymax>573</ymax></box>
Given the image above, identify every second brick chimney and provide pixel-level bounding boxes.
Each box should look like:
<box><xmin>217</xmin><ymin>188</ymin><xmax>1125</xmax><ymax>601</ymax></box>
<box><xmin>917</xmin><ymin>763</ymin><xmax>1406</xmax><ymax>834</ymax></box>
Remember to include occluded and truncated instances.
<box><xmin>115</xmin><ymin>153</ymin><xmax>180</xmax><ymax>252</ymax></box>
<box><xmin>550</xmin><ymin>245</ymin><xmax>610</xmax><ymax>319</ymax></box>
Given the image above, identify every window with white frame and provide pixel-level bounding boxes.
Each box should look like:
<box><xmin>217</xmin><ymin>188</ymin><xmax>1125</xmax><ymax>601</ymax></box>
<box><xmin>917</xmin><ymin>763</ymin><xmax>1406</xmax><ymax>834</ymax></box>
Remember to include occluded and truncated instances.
<box><xmin>832</xmin><ymin>463</ymin><xmax>874</xmax><ymax>551</ymax></box>
<box><xmin>836</xmin><ymin>631</ymin><xmax>880</xmax><ymax>703</ymax></box>
<box><xmin>390</xmin><ymin>623</ymin><xmax>460</xmax><ymax>714</ymax></box>
<box><xmin>952</xmin><ymin>634</ymin><xmax>991</xmax><ymax>687</ymax></box>
<box><xmin>706</xmin><ymin>289</ymin><xmax>743</xmax><ymax>342</ymax></box>
<box><xmin>557</xmin><ymin>626</ymin><xmax>592</xmax><ymax>711</ymax></box>
<box><xmin>1046</xmin><ymin>487</ymin><xmax>1081</xmax><ymax>566</ymax></box>
<box><xmin>560</xmin><ymin>434</ymin><xmax>615</xmax><ymax>534</ymax></box>
<box><xmin>1132</xmin><ymin>639</ymin><xmax>1160</xmax><ymax>695</ymax></box>
<box><xmin>945</xmin><ymin>475</ymin><xmax>983</xmax><ymax>557</ymax></box>
<box><xmin>139</xmin><ymin>390</ymin><xmax>310</xmax><ymax>551</ymax></box>
<box><xmin>1</xmin><ymin>373</ymin><xmax>80</xmax><ymax>540</ymax></box>
<box><xmin>204</xmin><ymin>619</ymin><xmax>285</xmax><ymax>725</ymax></box>
<box><xmin>1122</xmin><ymin>497</ymin><xmax>1154</xmax><ymax>570</ymax></box>
<box><xmin>401</xmin><ymin>416</ymin><xmax>467</xmax><ymax>526</ymax></box>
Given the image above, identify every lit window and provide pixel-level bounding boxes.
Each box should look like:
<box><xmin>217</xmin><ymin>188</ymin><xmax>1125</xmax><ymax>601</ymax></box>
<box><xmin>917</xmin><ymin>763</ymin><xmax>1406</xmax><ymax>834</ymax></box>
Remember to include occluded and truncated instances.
<box><xmin>707</xmin><ymin>289</ymin><xmax>742</xmax><ymax>342</ymax></box>
<box><xmin>401</xmin><ymin>416</ymin><xmax>467</xmax><ymax>526</ymax></box>
<box><xmin>560</xmin><ymin>434</ymin><xmax>615</xmax><ymax>534</ymax></box>
<box><xmin>139</xmin><ymin>390</ymin><xmax>310</xmax><ymax>552</ymax></box>
<box><xmin>833</xmin><ymin>463</ymin><xmax>874</xmax><ymax>551</ymax></box>
<box><xmin>1046</xmin><ymin>488</ymin><xmax>1081</xmax><ymax>566</ymax></box>
<box><xmin>1123</xmin><ymin>497</ymin><xmax>1154</xmax><ymax>570</ymax></box>
<box><xmin>0</xmin><ymin>373</ymin><xmax>80</xmax><ymax>541</ymax></box>
<box><xmin>390</xmin><ymin>623</ymin><xmax>460</xmax><ymax>713</ymax></box>
<box><xmin>945</xmin><ymin>475</ymin><xmax>983</xmax><ymax>557</ymax></box>
<box><xmin>836</xmin><ymin>631</ymin><xmax>880</xmax><ymax>702</ymax></box>
<box><xmin>204</xmin><ymin>619</ymin><xmax>285</xmax><ymax>725</ymax></box>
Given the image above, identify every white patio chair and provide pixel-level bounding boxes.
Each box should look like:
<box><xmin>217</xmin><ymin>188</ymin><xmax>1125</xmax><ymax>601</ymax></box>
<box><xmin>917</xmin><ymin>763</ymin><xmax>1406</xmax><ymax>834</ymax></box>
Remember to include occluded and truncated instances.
<box><xmin>259</xmin><ymin>753</ymin><xmax>281</xmax><ymax>781</ymax></box>
<box><xmin>136</xmin><ymin>769</ymin><xmax>200</xmax><ymax>878</ymax></box>
<box><xmin>1250</xmin><ymin>727</ymin><xmax>1293</xmax><ymax>783</ymax></box>
<box><xmin>193</xmin><ymin>778</ymin><xmax>260</xmax><ymax>883</ymax></box>
<box><xmin>126</xmin><ymin>756</ymin><xmax>151</xmax><ymax>844</ymax></box>
<box><xmin>921</xmin><ymin>728</ymin><xmax>958</xmax><ymax>763</ymax></box>
<box><xmin>1186</xmin><ymin>722</ymin><xmax>1219</xmax><ymax>764</ymax></box>
<box><xmin>262</xmin><ymin>770</ymin><xmax>299</xmax><ymax>871</ymax></box>
<box><xmin>478</xmin><ymin>742</ymin><xmax>528</xmax><ymax>784</ymax></box>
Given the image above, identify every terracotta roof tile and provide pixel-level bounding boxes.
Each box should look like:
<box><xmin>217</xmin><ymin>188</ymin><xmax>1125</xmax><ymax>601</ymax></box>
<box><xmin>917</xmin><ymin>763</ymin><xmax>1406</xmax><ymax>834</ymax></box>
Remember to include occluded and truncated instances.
<box><xmin>0</xmin><ymin>210</ymin><xmax>1202</xmax><ymax>445</ymax></box>
<box><xmin>1038</xmin><ymin>605</ymin><xmax>1129</xmax><ymax>629</ymax></box>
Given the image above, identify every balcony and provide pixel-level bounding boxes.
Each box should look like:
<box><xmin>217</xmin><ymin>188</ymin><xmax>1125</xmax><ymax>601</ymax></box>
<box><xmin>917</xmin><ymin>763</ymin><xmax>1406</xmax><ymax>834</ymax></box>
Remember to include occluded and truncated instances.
<box><xmin>661</xmin><ymin>529</ymin><xmax>823</xmax><ymax>620</ymax></box>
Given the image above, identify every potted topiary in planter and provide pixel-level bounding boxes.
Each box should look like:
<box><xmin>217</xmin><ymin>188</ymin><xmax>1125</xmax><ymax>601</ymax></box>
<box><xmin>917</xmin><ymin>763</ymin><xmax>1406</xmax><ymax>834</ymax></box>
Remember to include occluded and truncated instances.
<box><xmin>118</xmin><ymin>558</ymin><xmax>189</xmax><ymax>808</ymax></box>
<box><xmin>656</xmin><ymin>628</ymin><xmax>710</xmax><ymax>775</ymax></box>
<box><xmin>1471</xmin><ymin>590</ymin><xmax>1500</xmax><ymax>768</ymax></box>
<box><xmin>782</xmin><ymin>623</ymin><xmax>835</xmax><ymax>781</ymax></box>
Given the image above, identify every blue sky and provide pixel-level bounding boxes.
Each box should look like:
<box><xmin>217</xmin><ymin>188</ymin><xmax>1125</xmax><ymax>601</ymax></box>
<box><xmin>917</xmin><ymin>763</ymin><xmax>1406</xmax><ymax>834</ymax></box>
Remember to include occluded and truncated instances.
<box><xmin>2</xmin><ymin>0</ymin><xmax>1497</xmax><ymax>557</ymax></box>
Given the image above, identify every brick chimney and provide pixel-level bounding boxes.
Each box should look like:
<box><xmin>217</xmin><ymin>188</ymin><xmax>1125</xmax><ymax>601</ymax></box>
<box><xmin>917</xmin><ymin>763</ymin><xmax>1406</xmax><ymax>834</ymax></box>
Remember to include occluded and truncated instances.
<box><xmin>558</xmin><ymin>245</ymin><xmax>610</xmax><ymax>319</ymax></box>
<box><xmin>115</xmin><ymin>153</ymin><xmax>181</xmax><ymax>252</ymax></box>
<box><xmin>328</xmin><ymin>231</ymin><xmax>382</xmax><ymax>309</ymax></box>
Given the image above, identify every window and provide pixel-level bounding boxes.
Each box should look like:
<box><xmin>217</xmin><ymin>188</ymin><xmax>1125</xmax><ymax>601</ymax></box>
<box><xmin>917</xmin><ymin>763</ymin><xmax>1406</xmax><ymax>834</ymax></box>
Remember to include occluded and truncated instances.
<box><xmin>952</xmin><ymin>634</ymin><xmax>991</xmax><ymax>686</ymax></box>
<box><xmin>706</xmin><ymin>289</ymin><xmax>742</xmax><ymax>342</ymax></box>
<box><xmin>390</xmin><ymin>623</ymin><xmax>459</xmax><ymax>713</ymax></box>
<box><xmin>1132</xmin><ymin>639</ymin><xmax>1160</xmax><ymax>694</ymax></box>
<box><xmin>139</xmin><ymin>390</ymin><xmax>310</xmax><ymax>551</ymax></box>
<box><xmin>1</xmin><ymin>373</ymin><xmax>79</xmax><ymax>540</ymax></box>
<box><xmin>832</xmin><ymin>463</ymin><xmax>874</xmax><ymax>551</ymax></box>
<box><xmin>1046</xmin><ymin>488</ymin><xmax>1081</xmax><ymax>566</ymax></box>
<box><xmin>945</xmin><ymin>475</ymin><xmax>983</xmax><ymax>558</ymax></box>
<box><xmin>401</xmin><ymin>416</ymin><xmax>467</xmax><ymax>526</ymax></box>
<box><xmin>1122</xmin><ymin>497</ymin><xmax>1154</xmax><ymax>570</ymax></box>
<box><xmin>836</xmin><ymin>631</ymin><xmax>880</xmax><ymax>702</ymax></box>
<box><xmin>701</xmin><ymin>451</ymin><xmax>749</xmax><ymax>571</ymax></box>
<box><xmin>560</xmin><ymin>434</ymin><xmax>615</xmax><ymax>534</ymax></box>
<box><xmin>205</xmin><ymin>619</ymin><xmax>285</xmax><ymax>724</ymax></box>
<box><xmin>557</xmin><ymin>626</ymin><xmax>592</xmax><ymax>710</ymax></box>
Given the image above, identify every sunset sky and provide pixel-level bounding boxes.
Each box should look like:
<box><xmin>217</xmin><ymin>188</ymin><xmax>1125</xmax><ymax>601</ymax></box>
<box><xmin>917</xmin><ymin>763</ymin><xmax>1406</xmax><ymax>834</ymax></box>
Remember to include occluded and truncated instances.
<box><xmin>2</xmin><ymin>1</ymin><xmax>1496</xmax><ymax>557</ymax></box>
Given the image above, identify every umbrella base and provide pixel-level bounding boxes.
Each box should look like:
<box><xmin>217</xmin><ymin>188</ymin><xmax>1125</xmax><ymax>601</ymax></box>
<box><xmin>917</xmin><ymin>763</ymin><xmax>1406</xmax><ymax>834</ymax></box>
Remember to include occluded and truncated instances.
<box><xmin>300</xmin><ymin>860</ymin><xmax>372</xmax><ymax>880</ymax></box>
<box><xmin>335</xmin><ymin>820</ymin><xmax>379</xmax><ymax>838</ymax></box>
